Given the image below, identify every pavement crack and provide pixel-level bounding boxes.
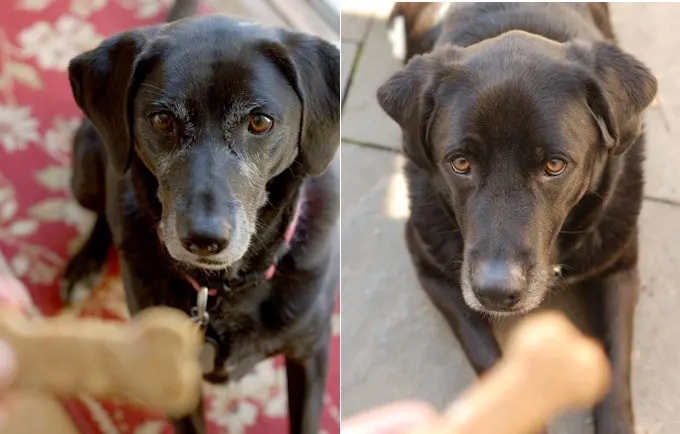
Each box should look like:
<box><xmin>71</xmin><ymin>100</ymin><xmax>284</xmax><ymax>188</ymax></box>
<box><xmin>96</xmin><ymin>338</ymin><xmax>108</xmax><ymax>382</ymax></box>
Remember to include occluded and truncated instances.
<box><xmin>342</xmin><ymin>138</ymin><xmax>402</xmax><ymax>153</ymax></box>
<box><xmin>651</xmin><ymin>96</ymin><xmax>672</xmax><ymax>132</ymax></box>
<box><xmin>341</xmin><ymin>18</ymin><xmax>374</xmax><ymax>109</ymax></box>
<box><xmin>643</xmin><ymin>195</ymin><xmax>680</xmax><ymax>207</ymax></box>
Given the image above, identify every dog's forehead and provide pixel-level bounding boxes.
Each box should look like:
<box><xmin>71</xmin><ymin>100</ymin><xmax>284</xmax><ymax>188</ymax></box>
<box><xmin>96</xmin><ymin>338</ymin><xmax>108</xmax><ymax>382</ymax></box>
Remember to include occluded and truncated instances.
<box><xmin>140</xmin><ymin>20</ymin><xmax>293</xmax><ymax>112</ymax></box>
<box><xmin>438</xmin><ymin>32</ymin><xmax>593</xmax><ymax>152</ymax></box>
<box><xmin>433</xmin><ymin>73</ymin><xmax>596</xmax><ymax>166</ymax></box>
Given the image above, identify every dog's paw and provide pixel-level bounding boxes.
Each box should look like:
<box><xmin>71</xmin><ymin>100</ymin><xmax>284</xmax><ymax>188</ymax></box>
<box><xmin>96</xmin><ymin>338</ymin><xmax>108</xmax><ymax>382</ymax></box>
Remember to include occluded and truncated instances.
<box><xmin>60</xmin><ymin>253</ymin><xmax>106</xmax><ymax>306</ymax></box>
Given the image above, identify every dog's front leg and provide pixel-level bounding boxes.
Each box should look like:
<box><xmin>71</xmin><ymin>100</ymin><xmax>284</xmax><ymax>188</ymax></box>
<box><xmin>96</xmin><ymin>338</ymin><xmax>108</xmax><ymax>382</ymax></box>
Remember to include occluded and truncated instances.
<box><xmin>285</xmin><ymin>328</ymin><xmax>331</xmax><ymax>434</ymax></box>
<box><xmin>416</xmin><ymin>271</ymin><xmax>501</xmax><ymax>374</ymax></box>
<box><xmin>406</xmin><ymin>222</ymin><xmax>501</xmax><ymax>374</ymax></box>
<box><xmin>582</xmin><ymin>266</ymin><xmax>639</xmax><ymax>434</ymax></box>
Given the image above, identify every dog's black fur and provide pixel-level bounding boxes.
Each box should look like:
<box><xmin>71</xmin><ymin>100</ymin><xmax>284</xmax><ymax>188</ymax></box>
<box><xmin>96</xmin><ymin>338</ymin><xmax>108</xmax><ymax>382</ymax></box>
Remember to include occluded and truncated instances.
<box><xmin>378</xmin><ymin>3</ymin><xmax>656</xmax><ymax>433</ymax></box>
<box><xmin>64</xmin><ymin>13</ymin><xmax>339</xmax><ymax>434</ymax></box>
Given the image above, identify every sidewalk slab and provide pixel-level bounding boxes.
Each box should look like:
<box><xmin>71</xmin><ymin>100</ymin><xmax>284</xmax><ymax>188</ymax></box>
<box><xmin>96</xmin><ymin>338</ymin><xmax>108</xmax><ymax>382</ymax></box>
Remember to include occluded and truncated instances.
<box><xmin>341</xmin><ymin>143</ymin><xmax>476</xmax><ymax>418</ymax></box>
<box><xmin>341</xmin><ymin>12</ymin><xmax>371</xmax><ymax>42</ymax></box>
<box><xmin>610</xmin><ymin>3</ymin><xmax>680</xmax><ymax>108</ymax></box>
<box><xmin>341</xmin><ymin>42</ymin><xmax>358</xmax><ymax>100</ymax></box>
<box><xmin>643</xmin><ymin>107</ymin><xmax>680</xmax><ymax>203</ymax></box>
<box><xmin>341</xmin><ymin>18</ymin><xmax>402</xmax><ymax>149</ymax></box>
<box><xmin>610</xmin><ymin>3</ymin><xmax>680</xmax><ymax>204</ymax></box>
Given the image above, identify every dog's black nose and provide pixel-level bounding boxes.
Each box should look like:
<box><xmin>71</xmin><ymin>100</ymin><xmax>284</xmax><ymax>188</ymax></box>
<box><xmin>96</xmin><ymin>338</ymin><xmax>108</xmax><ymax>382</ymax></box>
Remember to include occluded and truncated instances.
<box><xmin>177</xmin><ymin>217</ymin><xmax>231</xmax><ymax>257</ymax></box>
<box><xmin>181</xmin><ymin>235</ymin><xmax>228</xmax><ymax>257</ymax></box>
<box><xmin>471</xmin><ymin>261</ymin><xmax>526</xmax><ymax>310</ymax></box>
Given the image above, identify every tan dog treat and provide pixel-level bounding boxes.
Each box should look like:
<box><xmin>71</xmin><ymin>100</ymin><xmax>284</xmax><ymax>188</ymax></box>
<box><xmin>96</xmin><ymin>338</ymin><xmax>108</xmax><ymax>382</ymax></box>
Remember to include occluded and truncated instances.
<box><xmin>406</xmin><ymin>311</ymin><xmax>611</xmax><ymax>434</ymax></box>
<box><xmin>0</xmin><ymin>306</ymin><xmax>203</xmax><ymax>418</ymax></box>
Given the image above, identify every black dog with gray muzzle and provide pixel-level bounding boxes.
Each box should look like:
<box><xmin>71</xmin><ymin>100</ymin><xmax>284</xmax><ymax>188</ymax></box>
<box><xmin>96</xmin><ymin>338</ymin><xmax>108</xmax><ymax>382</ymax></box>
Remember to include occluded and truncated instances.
<box><xmin>64</xmin><ymin>13</ymin><xmax>340</xmax><ymax>434</ymax></box>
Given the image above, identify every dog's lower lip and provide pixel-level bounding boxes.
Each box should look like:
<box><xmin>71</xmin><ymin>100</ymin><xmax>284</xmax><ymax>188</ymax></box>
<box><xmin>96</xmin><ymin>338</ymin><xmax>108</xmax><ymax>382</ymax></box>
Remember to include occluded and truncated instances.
<box><xmin>484</xmin><ymin>308</ymin><xmax>529</xmax><ymax>318</ymax></box>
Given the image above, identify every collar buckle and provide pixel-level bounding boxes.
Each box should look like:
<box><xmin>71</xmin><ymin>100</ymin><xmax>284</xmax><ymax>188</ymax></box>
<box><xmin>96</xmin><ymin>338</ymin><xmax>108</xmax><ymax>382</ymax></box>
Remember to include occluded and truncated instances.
<box><xmin>553</xmin><ymin>265</ymin><xmax>563</xmax><ymax>279</ymax></box>
<box><xmin>190</xmin><ymin>286</ymin><xmax>210</xmax><ymax>329</ymax></box>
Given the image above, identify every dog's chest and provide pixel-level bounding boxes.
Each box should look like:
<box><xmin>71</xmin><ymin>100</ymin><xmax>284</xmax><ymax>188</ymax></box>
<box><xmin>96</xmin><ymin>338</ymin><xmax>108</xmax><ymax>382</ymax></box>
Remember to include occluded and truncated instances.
<box><xmin>206</xmin><ymin>302</ymin><xmax>287</xmax><ymax>382</ymax></box>
<box><xmin>221</xmin><ymin>333</ymin><xmax>285</xmax><ymax>381</ymax></box>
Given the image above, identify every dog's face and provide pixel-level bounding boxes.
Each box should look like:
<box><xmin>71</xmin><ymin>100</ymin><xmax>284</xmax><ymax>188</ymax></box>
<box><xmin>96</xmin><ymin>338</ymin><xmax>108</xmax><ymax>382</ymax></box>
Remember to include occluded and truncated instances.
<box><xmin>378</xmin><ymin>31</ymin><xmax>656</xmax><ymax>316</ymax></box>
<box><xmin>132</xmin><ymin>36</ymin><xmax>303</xmax><ymax>269</ymax></box>
<box><xmin>69</xmin><ymin>16</ymin><xmax>340</xmax><ymax>270</ymax></box>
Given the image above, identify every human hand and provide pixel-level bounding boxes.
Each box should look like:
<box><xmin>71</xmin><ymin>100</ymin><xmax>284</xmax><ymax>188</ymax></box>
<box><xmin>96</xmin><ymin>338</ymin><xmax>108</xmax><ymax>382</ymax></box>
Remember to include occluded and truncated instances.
<box><xmin>343</xmin><ymin>401</ymin><xmax>438</xmax><ymax>434</ymax></box>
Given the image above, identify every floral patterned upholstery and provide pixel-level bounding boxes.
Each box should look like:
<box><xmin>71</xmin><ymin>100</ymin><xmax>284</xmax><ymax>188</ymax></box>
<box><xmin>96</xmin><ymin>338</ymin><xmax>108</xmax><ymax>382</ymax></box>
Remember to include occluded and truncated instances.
<box><xmin>0</xmin><ymin>1</ymin><xmax>340</xmax><ymax>433</ymax></box>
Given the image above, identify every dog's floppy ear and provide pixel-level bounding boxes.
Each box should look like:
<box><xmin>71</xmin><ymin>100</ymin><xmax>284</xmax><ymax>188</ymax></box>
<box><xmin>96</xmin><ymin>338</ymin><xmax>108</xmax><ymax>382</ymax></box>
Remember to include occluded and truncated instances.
<box><xmin>68</xmin><ymin>26</ymin><xmax>161</xmax><ymax>174</ymax></box>
<box><xmin>377</xmin><ymin>48</ymin><xmax>458</xmax><ymax>170</ymax></box>
<box><xmin>568</xmin><ymin>41</ymin><xmax>657</xmax><ymax>156</ymax></box>
<box><xmin>271</xmin><ymin>32</ymin><xmax>339</xmax><ymax>177</ymax></box>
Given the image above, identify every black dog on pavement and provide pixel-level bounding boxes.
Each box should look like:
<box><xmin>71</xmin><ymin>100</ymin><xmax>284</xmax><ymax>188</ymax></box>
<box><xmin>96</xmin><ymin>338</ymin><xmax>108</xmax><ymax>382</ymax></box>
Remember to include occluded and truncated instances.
<box><xmin>378</xmin><ymin>3</ymin><xmax>656</xmax><ymax>433</ymax></box>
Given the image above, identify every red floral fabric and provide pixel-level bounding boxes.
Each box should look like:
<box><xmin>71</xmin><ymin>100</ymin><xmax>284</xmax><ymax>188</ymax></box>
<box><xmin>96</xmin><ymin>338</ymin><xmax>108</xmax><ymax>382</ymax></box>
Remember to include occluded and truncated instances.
<box><xmin>0</xmin><ymin>1</ymin><xmax>340</xmax><ymax>433</ymax></box>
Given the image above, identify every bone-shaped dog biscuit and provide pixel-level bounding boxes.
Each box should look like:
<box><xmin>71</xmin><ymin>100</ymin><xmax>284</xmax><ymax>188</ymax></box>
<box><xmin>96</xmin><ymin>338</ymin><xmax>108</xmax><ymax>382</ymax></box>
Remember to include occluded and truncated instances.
<box><xmin>406</xmin><ymin>311</ymin><xmax>612</xmax><ymax>434</ymax></box>
<box><xmin>0</xmin><ymin>306</ymin><xmax>203</xmax><ymax>418</ymax></box>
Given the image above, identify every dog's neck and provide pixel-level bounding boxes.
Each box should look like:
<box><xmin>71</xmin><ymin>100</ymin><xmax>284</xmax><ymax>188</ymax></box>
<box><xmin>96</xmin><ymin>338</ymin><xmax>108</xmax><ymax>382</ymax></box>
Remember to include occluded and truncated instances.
<box><xmin>128</xmin><ymin>156</ymin><xmax>305</xmax><ymax>287</ymax></box>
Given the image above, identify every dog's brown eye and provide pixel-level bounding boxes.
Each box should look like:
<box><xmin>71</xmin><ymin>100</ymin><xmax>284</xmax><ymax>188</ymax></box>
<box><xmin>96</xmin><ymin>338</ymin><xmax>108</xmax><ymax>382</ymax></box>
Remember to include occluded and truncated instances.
<box><xmin>545</xmin><ymin>159</ymin><xmax>567</xmax><ymax>176</ymax></box>
<box><xmin>248</xmin><ymin>114</ymin><xmax>273</xmax><ymax>135</ymax></box>
<box><xmin>150</xmin><ymin>112</ymin><xmax>174</xmax><ymax>133</ymax></box>
<box><xmin>451</xmin><ymin>157</ymin><xmax>471</xmax><ymax>174</ymax></box>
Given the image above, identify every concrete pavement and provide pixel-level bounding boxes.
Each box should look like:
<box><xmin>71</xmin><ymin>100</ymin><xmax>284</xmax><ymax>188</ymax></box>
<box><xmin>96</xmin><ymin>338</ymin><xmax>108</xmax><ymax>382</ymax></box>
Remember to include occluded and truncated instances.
<box><xmin>340</xmin><ymin>4</ymin><xmax>680</xmax><ymax>433</ymax></box>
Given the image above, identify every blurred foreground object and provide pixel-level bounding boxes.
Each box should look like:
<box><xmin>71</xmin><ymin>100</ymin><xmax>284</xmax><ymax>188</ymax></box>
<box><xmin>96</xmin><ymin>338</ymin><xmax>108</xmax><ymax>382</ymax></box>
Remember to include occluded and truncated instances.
<box><xmin>407</xmin><ymin>311</ymin><xmax>611</xmax><ymax>434</ymax></box>
<box><xmin>0</xmin><ymin>306</ymin><xmax>202</xmax><ymax>418</ymax></box>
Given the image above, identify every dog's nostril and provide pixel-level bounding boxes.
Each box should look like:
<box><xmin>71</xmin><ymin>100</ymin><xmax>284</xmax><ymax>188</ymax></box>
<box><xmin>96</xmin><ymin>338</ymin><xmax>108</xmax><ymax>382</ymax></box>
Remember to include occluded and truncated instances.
<box><xmin>180</xmin><ymin>235</ymin><xmax>228</xmax><ymax>257</ymax></box>
<box><xmin>182</xmin><ymin>240</ymin><xmax>200</xmax><ymax>254</ymax></box>
<box><xmin>205</xmin><ymin>242</ymin><xmax>223</xmax><ymax>254</ymax></box>
<box><xmin>475</xmin><ymin>290</ymin><xmax>521</xmax><ymax>310</ymax></box>
<box><xmin>505</xmin><ymin>293</ymin><xmax>520</xmax><ymax>306</ymax></box>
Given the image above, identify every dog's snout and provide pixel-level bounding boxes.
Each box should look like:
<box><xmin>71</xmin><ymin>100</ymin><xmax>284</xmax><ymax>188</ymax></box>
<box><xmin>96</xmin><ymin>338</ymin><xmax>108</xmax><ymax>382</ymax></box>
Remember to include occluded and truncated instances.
<box><xmin>177</xmin><ymin>216</ymin><xmax>232</xmax><ymax>257</ymax></box>
<box><xmin>471</xmin><ymin>261</ymin><xmax>526</xmax><ymax>311</ymax></box>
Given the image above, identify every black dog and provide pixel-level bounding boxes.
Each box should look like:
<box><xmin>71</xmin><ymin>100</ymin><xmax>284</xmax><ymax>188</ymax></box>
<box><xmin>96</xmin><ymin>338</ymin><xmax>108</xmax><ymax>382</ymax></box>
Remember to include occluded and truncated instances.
<box><xmin>378</xmin><ymin>3</ymin><xmax>656</xmax><ymax>433</ymax></box>
<box><xmin>64</xmin><ymin>14</ymin><xmax>339</xmax><ymax>434</ymax></box>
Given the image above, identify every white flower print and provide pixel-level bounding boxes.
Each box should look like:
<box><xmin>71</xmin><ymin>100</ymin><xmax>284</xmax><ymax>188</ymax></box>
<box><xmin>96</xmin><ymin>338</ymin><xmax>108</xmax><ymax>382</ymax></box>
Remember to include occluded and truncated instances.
<box><xmin>0</xmin><ymin>184</ymin><xmax>18</xmax><ymax>222</ymax></box>
<box><xmin>237</xmin><ymin>360</ymin><xmax>287</xmax><ymax>405</ymax></box>
<box><xmin>209</xmin><ymin>400</ymin><xmax>258</xmax><ymax>434</ymax></box>
<box><xmin>263</xmin><ymin>389</ymin><xmax>287</xmax><ymax>418</ymax></box>
<box><xmin>132</xmin><ymin>420</ymin><xmax>166</xmax><ymax>434</ymax></box>
<box><xmin>28</xmin><ymin>197</ymin><xmax>96</xmax><ymax>236</ymax></box>
<box><xmin>17</xmin><ymin>15</ymin><xmax>102</xmax><ymax>71</ymax></box>
<box><xmin>28</xmin><ymin>259</ymin><xmax>59</xmax><ymax>285</ymax></box>
<box><xmin>16</xmin><ymin>0</ymin><xmax>54</xmax><ymax>11</ymax></box>
<box><xmin>43</xmin><ymin>116</ymin><xmax>80</xmax><ymax>158</ymax></box>
<box><xmin>70</xmin><ymin>0</ymin><xmax>108</xmax><ymax>17</ymax></box>
<box><xmin>17</xmin><ymin>0</ymin><xmax>107</xmax><ymax>17</ymax></box>
<box><xmin>0</xmin><ymin>105</ymin><xmax>39</xmax><ymax>152</ymax></box>
<box><xmin>10</xmin><ymin>254</ymin><xmax>30</xmax><ymax>277</ymax></box>
<box><xmin>35</xmin><ymin>165</ymin><xmax>72</xmax><ymax>192</ymax></box>
<box><xmin>8</xmin><ymin>219</ymin><xmax>38</xmax><ymax>237</ymax></box>
<box><xmin>117</xmin><ymin>0</ymin><xmax>172</xmax><ymax>19</ymax></box>
<box><xmin>206</xmin><ymin>359</ymin><xmax>288</xmax><ymax>432</ymax></box>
